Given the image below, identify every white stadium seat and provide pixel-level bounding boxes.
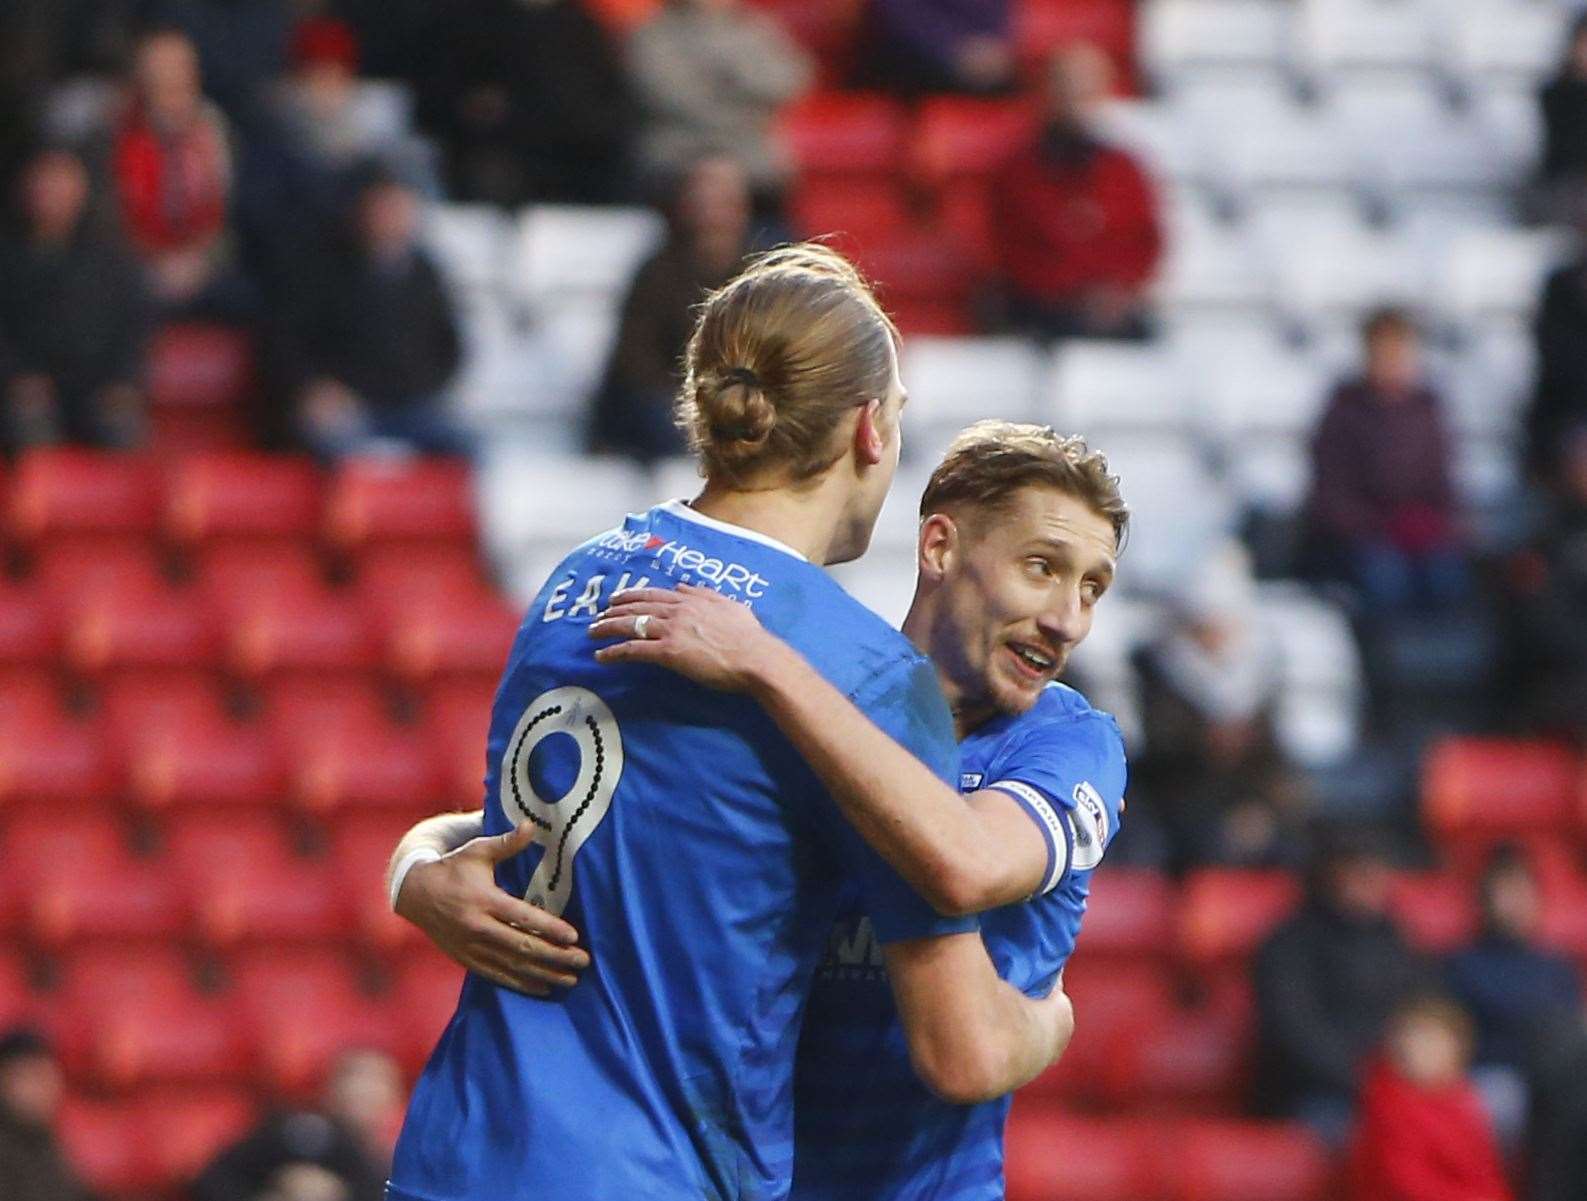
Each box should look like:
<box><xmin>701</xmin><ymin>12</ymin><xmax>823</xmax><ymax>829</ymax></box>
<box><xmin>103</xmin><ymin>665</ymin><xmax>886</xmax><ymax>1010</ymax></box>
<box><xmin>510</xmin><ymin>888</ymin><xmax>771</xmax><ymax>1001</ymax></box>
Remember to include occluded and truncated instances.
<box><xmin>1141</xmin><ymin>0</ymin><xmax>1292</xmax><ymax>84</ymax></box>
<box><xmin>510</xmin><ymin>206</ymin><xmax>666</xmax><ymax>311</ymax></box>
<box><xmin>1433</xmin><ymin>227</ymin><xmax>1570</xmax><ymax>328</ymax></box>
<box><xmin>900</xmin><ymin>337</ymin><xmax>1046</xmax><ymax>431</ymax></box>
<box><xmin>528</xmin><ymin>298</ymin><xmax>623</xmax><ymax>413</ymax></box>
<box><xmin>1229</xmin><ymin>435</ymin><xmax>1313</xmax><ymax>513</ymax></box>
<box><xmin>1442</xmin><ymin>1</ymin><xmax>1569</xmax><ymax>85</ymax></box>
<box><xmin>1046</xmin><ymin>342</ymin><xmax>1196</xmax><ymax>435</ymax></box>
<box><xmin>1293</xmin><ymin>0</ymin><xmax>1437</xmax><ymax>83</ymax></box>
<box><xmin>1256</xmin><ymin>583</ymin><xmax>1362</xmax><ymax>765</ymax></box>
<box><xmin>1334</xmin><ymin>80</ymin><xmax>1509</xmax><ymax>193</ymax></box>
<box><xmin>424</xmin><ymin>204</ymin><xmax>513</xmax><ymax>297</ymax></box>
<box><xmin>1157</xmin><ymin>191</ymin><xmax>1275</xmax><ymax>313</ymax></box>
<box><xmin>1094</xmin><ymin>99</ymin><xmax>1209</xmax><ymax>186</ymax></box>
<box><xmin>1095</xmin><ymin>434</ymin><xmax>1238</xmax><ymax>594</ymax></box>
<box><xmin>1178</xmin><ymin>328</ymin><xmax>1332</xmax><ymax>440</ymax></box>
<box><xmin>830</xmin><ymin>548</ymin><xmax>919</xmax><ymax>629</ymax></box>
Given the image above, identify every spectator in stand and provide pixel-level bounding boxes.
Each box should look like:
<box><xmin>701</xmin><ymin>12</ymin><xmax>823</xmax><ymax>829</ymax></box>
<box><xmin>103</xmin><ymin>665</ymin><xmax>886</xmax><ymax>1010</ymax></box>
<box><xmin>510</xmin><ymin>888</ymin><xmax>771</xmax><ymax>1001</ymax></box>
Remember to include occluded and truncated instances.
<box><xmin>0</xmin><ymin>144</ymin><xmax>149</xmax><ymax>450</ymax></box>
<box><xmin>627</xmin><ymin>0</ymin><xmax>812</xmax><ymax>226</ymax></box>
<box><xmin>1446</xmin><ymin>846</ymin><xmax>1581</xmax><ymax>1147</ymax></box>
<box><xmin>193</xmin><ymin>1048</ymin><xmax>403</xmax><ymax>1201</ymax></box>
<box><xmin>277</xmin><ymin>166</ymin><xmax>466</xmax><ymax>460</ymax></box>
<box><xmin>1129</xmin><ymin>542</ymin><xmax>1308</xmax><ymax>872</ymax></box>
<box><xmin>987</xmin><ymin>42</ymin><xmax>1162</xmax><ymax>342</ymax></box>
<box><xmin>106</xmin><ymin>26</ymin><xmax>254</xmax><ymax>319</ymax></box>
<box><xmin>417</xmin><ymin>0</ymin><xmax>634</xmax><ymax>206</ymax></box>
<box><xmin>0</xmin><ymin>1028</ymin><xmax>97</xmax><ymax>1201</ymax></box>
<box><xmin>1531</xmin><ymin>1011</ymin><xmax>1587</xmax><ymax>1201</ymax></box>
<box><xmin>1539</xmin><ymin>12</ymin><xmax>1587</xmax><ymax>218</ymax></box>
<box><xmin>854</xmin><ymin>0</ymin><xmax>1016</xmax><ymax>96</ymax></box>
<box><xmin>591</xmin><ymin>155</ymin><xmax>754</xmax><ymax>463</ymax></box>
<box><xmin>272</xmin><ymin>17</ymin><xmax>438</xmax><ymax>197</ymax></box>
<box><xmin>1348</xmin><ymin>995</ymin><xmax>1513</xmax><ymax>1201</ymax></box>
<box><xmin>139</xmin><ymin>0</ymin><xmax>289</xmax><ymax>118</ymax></box>
<box><xmin>1529</xmin><ymin>246</ymin><xmax>1587</xmax><ymax>479</ymax></box>
<box><xmin>1505</xmin><ymin>424</ymin><xmax>1587</xmax><ymax>739</ymax></box>
<box><xmin>1303</xmin><ymin>307</ymin><xmax>1468</xmax><ymax>613</ymax></box>
<box><xmin>1254</xmin><ymin>831</ymin><xmax>1430</xmax><ymax>1144</ymax></box>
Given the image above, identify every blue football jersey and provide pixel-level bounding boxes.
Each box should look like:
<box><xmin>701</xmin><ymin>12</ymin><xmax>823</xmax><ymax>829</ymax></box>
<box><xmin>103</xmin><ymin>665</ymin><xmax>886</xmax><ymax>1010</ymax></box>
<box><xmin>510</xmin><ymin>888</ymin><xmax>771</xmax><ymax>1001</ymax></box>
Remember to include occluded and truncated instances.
<box><xmin>388</xmin><ymin>501</ymin><xmax>975</xmax><ymax>1201</ymax></box>
<box><xmin>791</xmin><ymin>683</ymin><xmax>1126</xmax><ymax>1201</ymax></box>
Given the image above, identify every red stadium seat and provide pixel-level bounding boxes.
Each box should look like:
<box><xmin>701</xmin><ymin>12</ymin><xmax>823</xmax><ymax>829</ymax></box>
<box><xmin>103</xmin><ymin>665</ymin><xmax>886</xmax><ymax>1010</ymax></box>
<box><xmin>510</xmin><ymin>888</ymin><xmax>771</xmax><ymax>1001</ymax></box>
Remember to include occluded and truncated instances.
<box><xmin>129</xmin><ymin>1085</ymin><xmax>258</xmax><ymax>1191</ymax></box>
<box><xmin>101</xmin><ymin>678</ymin><xmax>281</xmax><ymax>812</ymax></box>
<box><xmin>228</xmin><ymin>947</ymin><xmax>395</xmax><ymax>1097</ymax></box>
<box><xmin>1025</xmin><ymin>959</ymin><xmax>1176</xmax><ymax>1102</ymax></box>
<box><xmin>163</xmin><ymin>452</ymin><xmax>323</xmax><ymax>549</ymax></box>
<box><xmin>5</xmin><ymin>449</ymin><xmax>161</xmax><ymax>546</ymax></box>
<box><xmin>324</xmin><ymin>458</ymin><xmax>476</xmax><ymax>554</ymax></box>
<box><xmin>1098</xmin><ymin>1004</ymin><xmax>1249</xmax><ymax>1112</ymax></box>
<box><xmin>225</xmin><ymin>585</ymin><xmax>378</xmax><ymax>687</ymax></box>
<box><xmin>4</xmin><ymin>809</ymin><xmax>183</xmax><ymax>949</ymax></box>
<box><xmin>1076</xmin><ymin>867</ymin><xmax>1177</xmax><ymax>959</ymax></box>
<box><xmin>791</xmin><ymin>178</ymin><xmax>914</xmax><ymax>250</ymax></box>
<box><xmin>331</xmin><ymin>813</ymin><xmax>429</xmax><ymax>954</ymax></box>
<box><xmin>30</xmin><ymin>542</ymin><xmax>169</xmax><ymax>612</ymax></box>
<box><xmin>1388</xmin><ymin>872</ymin><xmax>1479</xmax><ymax>955</ymax></box>
<box><xmin>1004</xmin><ymin>1106</ymin><xmax>1163</xmax><ymax>1201</ymax></box>
<box><xmin>145</xmin><ymin>323</ymin><xmax>255</xmax><ymax>450</ymax></box>
<box><xmin>912</xmin><ymin>98</ymin><xmax>1036</xmax><ymax>186</ymax></box>
<box><xmin>1179</xmin><ymin>870</ymin><xmax>1302</xmax><ymax>967</ymax></box>
<box><xmin>54</xmin><ymin>948</ymin><xmax>245</xmax><ymax>1089</ymax></box>
<box><xmin>425</xmin><ymin>680</ymin><xmax>496</xmax><ymax>806</ymax></box>
<box><xmin>62</xmin><ymin>579</ymin><xmax>221</xmax><ymax>682</ymax></box>
<box><xmin>1015</xmin><ymin>0</ymin><xmax>1138</xmax><ymax>84</ymax></box>
<box><xmin>777</xmin><ymin>92</ymin><xmax>911</xmax><ymax>179</ymax></box>
<box><xmin>381</xmin><ymin>594</ymin><xmax>520</xmax><ymax>688</ymax></box>
<box><xmin>355</xmin><ymin>543</ymin><xmax>494</xmax><ymax>611</ymax></box>
<box><xmin>1168</xmin><ymin>1120</ymin><xmax>1333</xmax><ymax>1201</ymax></box>
<box><xmin>936</xmin><ymin>178</ymin><xmax>998</xmax><ymax>272</ymax></box>
<box><xmin>263</xmin><ymin>679</ymin><xmax>440</xmax><ymax>813</ymax></box>
<box><xmin>855</xmin><ymin>233</ymin><xmax>976</xmax><ymax>334</ymax></box>
<box><xmin>0</xmin><ymin>950</ymin><xmax>39</xmax><ymax>1029</ymax></box>
<box><xmin>0</xmin><ymin>581</ymin><xmax>59</xmax><ymax>666</ymax></box>
<box><xmin>389</xmin><ymin>947</ymin><xmax>466</xmax><ymax>1075</ymax></box>
<box><xmin>1423</xmin><ymin>737</ymin><xmax>1577</xmax><ymax>853</ymax></box>
<box><xmin>0</xmin><ymin>689</ymin><xmax>114</xmax><ymax>808</ymax></box>
<box><xmin>166</xmin><ymin>813</ymin><xmax>344</xmax><ymax>947</ymax></box>
<box><xmin>1540</xmin><ymin>875</ymin><xmax>1587</xmax><ymax>960</ymax></box>
<box><xmin>58</xmin><ymin>1099</ymin><xmax>146</xmax><ymax>1196</ymax></box>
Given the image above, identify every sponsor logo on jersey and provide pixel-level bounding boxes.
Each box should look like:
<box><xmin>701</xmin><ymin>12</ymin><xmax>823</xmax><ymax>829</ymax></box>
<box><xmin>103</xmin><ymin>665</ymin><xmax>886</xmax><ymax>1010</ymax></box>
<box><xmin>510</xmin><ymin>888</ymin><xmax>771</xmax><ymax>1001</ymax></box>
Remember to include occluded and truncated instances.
<box><xmin>960</xmin><ymin>772</ymin><xmax>985</xmax><ymax>791</ymax></box>
<box><xmin>818</xmin><ymin>914</ymin><xmax>888</xmax><ymax>982</ymax></box>
<box><xmin>1068</xmin><ymin>780</ymin><xmax>1109</xmax><ymax>871</ymax></box>
<box><xmin>593</xmin><ymin>529</ymin><xmax>772</xmax><ymax>597</ymax></box>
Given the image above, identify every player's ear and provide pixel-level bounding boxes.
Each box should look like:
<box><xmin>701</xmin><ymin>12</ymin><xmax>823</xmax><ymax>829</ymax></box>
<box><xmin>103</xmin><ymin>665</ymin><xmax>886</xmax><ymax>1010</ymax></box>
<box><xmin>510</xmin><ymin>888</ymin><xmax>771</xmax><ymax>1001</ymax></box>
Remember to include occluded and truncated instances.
<box><xmin>918</xmin><ymin>513</ymin><xmax>958</xmax><ymax>581</ymax></box>
<box><xmin>853</xmin><ymin>398</ymin><xmax>885</xmax><ymax>466</ymax></box>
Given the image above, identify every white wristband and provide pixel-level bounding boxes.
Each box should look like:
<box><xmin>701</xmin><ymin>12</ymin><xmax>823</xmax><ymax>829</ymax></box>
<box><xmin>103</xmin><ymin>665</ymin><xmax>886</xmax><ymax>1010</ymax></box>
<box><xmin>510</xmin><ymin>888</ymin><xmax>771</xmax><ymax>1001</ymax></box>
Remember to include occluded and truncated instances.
<box><xmin>389</xmin><ymin>847</ymin><xmax>443</xmax><ymax>912</ymax></box>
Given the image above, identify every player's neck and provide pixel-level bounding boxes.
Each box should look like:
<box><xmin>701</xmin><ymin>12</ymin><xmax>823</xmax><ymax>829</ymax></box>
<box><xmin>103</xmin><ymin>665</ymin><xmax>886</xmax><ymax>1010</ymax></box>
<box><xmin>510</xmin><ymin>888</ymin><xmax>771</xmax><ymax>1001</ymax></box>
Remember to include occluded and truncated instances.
<box><xmin>901</xmin><ymin>597</ymin><xmax>996</xmax><ymax>740</ymax></box>
<box><xmin>689</xmin><ymin>476</ymin><xmax>862</xmax><ymax>565</ymax></box>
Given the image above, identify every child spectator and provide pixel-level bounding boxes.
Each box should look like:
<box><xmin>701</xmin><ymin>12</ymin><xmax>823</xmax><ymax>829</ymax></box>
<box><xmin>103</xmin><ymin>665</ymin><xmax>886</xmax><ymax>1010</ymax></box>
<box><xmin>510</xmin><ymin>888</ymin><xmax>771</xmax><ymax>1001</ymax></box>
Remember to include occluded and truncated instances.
<box><xmin>1348</xmin><ymin>995</ymin><xmax>1513</xmax><ymax>1201</ymax></box>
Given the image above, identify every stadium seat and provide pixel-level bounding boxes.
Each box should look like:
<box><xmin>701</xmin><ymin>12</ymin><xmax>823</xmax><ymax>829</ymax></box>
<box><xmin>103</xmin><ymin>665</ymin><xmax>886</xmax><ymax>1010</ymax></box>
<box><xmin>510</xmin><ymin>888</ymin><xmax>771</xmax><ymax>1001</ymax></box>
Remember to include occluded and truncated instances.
<box><xmin>1098</xmin><ymin>1003</ymin><xmax>1249</xmax><ymax>1112</ymax></box>
<box><xmin>911</xmin><ymin>98</ymin><xmax>1035</xmax><ymax>185</ymax></box>
<box><xmin>162</xmin><ymin>452</ymin><xmax>323</xmax><ymax>551</ymax></box>
<box><xmin>0</xmin><ymin>686</ymin><xmax>114</xmax><ymax>807</ymax></box>
<box><xmin>129</xmin><ymin>1086</ymin><xmax>259</xmax><ymax>1193</ymax></box>
<box><xmin>324</xmin><ymin>458</ymin><xmax>477</xmax><ymax>554</ymax></box>
<box><xmin>1140</xmin><ymin>0</ymin><xmax>1290</xmax><ymax>85</ymax></box>
<box><xmin>1175</xmin><ymin>325</ymin><xmax>1330</xmax><ymax>442</ymax></box>
<box><xmin>1255</xmin><ymin>583</ymin><xmax>1364</xmax><ymax>767</ymax></box>
<box><xmin>5</xmin><ymin>449</ymin><xmax>161</xmax><ymax>547</ymax></box>
<box><xmin>144</xmin><ymin>324</ymin><xmax>255</xmax><ymax>450</ymax></box>
<box><xmin>901</xmin><ymin>337</ymin><xmax>1046</xmax><ymax>433</ymax></box>
<box><xmin>1015</xmin><ymin>0</ymin><xmax>1137</xmax><ymax>82</ymax></box>
<box><xmin>1169</xmin><ymin>1119</ymin><xmax>1333</xmax><ymax>1201</ymax></box>
<box><xmin>1179</xmin><ymin>869</ymin><xmax>1302</xmax><ymax>967</ymax></box>
<box><xmin>1443</xmin><ymin>1</ymin><xmax>1569</xmax><ymax>87</ymax></box>
<box><xmin>1076</xmin><ymin>868</ymin><xmax>1178</xmax><ymax>959</ymax></box>
<box><xmin>101</xmin><ymin>677</ymin><xmax>280</xmax><ymax>812</ymax></box>
<box><xmin>0</xmin><ymin>950</ymin><xmax>37</xmax><ymax>1029</ymax></box>
<box><xmin>791</xmin><ymin>177</ymin><xmax>913</xmax><ymax>249</ymax></box>
<box><xmin>423</xmin><ymin>203</ymin><xmax>513</xmax><ymax>298</ymax></box>
<box><xmin>331</xmin><ymin>813</ymin><xmax>430</xmax><ymax>955</ymax></box>
<box><xmin>1292</xmin><ymin>0</ymin><xmax>1435</xmax><ymax>85</ymax></box>
<box><xmin>1540</xmin><ymin>875</ymin><xmax>1587</xmax><ymax>961</ymax></box>
<box><xmin>426</xmin><ymin>680</ymin><xmax>496</xmax><ymax>806</ymax></box>
<box><xmin>389</xmin><ymin>948</ymin><xmax>467</xmax><ymax>1075</ymax></box>
<box><xmin>1433</xmin><ymin>227</ymin><xmax>1571</xmax><ymax>330</ymax></box>
<box><xmin>196</xmin><ymin>541</ymin><xmax>329</xmax><ymax>615</ymax></box>
<box><xmin>0</xmin><ymin>580</ymin><xmax>59</xmax><ymax>666</ymax></box>
<box><xmin>1004</xmin><ymin>1106</ymin><xmax>1163</xmax><ymax>1201</ymax></box>
<box><xmin>777</xmin><ymin>92</ymin><xmax>910</xmax><ymax>180</ymax></box>
<box><xmin>54</xmin><ymin>948</ymin><xmax>245</xmax><ymax>1089</ymax></box>
<box><xmin>1422</xmin><ymin>738</ymin><xmax>1577</xmax><ymax>854</ymax></box>
<box><xmin>1156</xmin><ymin>190</ymin><xmax>1274</xmax><ymax>314</ymax></box>
<box><xmin>167</xmin><ymin>813</ymin><xmax>344</xmax><ymax>947</ymax></box>
<box><xmin>263</xmin><ymin>679</ymin><xmax>440</xmax><ymax>813</ymax></box>
<box><xmin>1030</xmin><ymin>959</ymin><xmax>1177</xmax><ymax>1102</ymax></box>
<box><xmin>58</xmin><ymin>1099</ymin><xmax>146</xmax><ymax>1196</ymax></box>
<box><xmin>381</xmin><ymin>592</ymin><xmax>520</xmax><ymax>688</ymax></box>
<box><xmin>853</xmin><ymin>233</ymin><xmax>975</xmax><ymax>334</ymax></box>
<box><xmin>1389</xmin><ymin>872</ymin><xmax>1479</xmax><ymax>955</ymax></box>
<box><xmin>227</xmin><ymin>947</ymin><xmax>394</xmax><ymax>1097</ymax></box>
<box><xmin>476</xmin><ymin>451</ymin><xmax>647</xmax><ymax>576</ymax></box>
<box><xmin>1335</xmin><ymin>80</ymin><xmax>1509</xmax><ymax>195</ymax></box>
<box><xmin>30</xmin><ymin>541</ymin><xmax>169</xmax><ymax>612</ymax></box>
<box><xmin>510</xmin><ymin>205</ymin><xmax>665</xmax><ymax>310</ymax></box>
<box><xmin>224</xmin><ymin>585</ymin><xmax>379</xmax><ymax>688</ymax></box>
<box><xmin>62</xmin><ymin>578</ymin><xmax>221</xmax><ymax>684</ymax></box>
<box><xmin>1047</xmin><ymin>341</ymin><xmax>1196</xmax><ymax>435</ymax></box>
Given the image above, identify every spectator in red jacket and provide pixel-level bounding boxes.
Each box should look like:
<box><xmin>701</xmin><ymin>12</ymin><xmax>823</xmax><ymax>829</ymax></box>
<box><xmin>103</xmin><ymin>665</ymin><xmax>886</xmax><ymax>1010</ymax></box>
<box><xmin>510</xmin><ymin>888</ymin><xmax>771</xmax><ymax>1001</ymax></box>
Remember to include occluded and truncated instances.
<box><xmin>988</xmin><ymin>42</ymin><xmax>1162</xmax><ymax>342</ymax></box>
<box><xmin>1303</xmin><ymin>307</ymin><xmax>1469</xmax><ymax>613</ymax></box>
<box><xmin>1349</xmin><ymin>994</ymin><xmax>1513</xmax><ymax>1201</ymax></box>
<box><xmin>107</xmin><ymin>26</ymin><xmax>251</xmax><ymax>318</ymax></box>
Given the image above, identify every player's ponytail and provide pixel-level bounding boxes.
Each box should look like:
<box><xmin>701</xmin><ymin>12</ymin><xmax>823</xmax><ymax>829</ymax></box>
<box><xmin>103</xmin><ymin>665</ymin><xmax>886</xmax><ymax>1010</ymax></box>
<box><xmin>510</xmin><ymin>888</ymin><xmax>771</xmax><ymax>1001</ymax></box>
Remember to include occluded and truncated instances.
<box><xmin>677</xmin><ymin>243</ymin><xmax>899</xmax><ymax>488</ymax></box>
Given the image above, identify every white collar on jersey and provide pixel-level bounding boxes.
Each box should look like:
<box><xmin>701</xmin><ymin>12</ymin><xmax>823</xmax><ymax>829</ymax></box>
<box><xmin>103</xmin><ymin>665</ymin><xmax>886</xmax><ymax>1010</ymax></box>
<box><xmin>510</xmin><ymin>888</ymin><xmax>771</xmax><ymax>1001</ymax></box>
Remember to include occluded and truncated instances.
<box><xmin>659</xmin><ymin>499</ymin><xmax>810</xmax><ymax>562</ymax></box>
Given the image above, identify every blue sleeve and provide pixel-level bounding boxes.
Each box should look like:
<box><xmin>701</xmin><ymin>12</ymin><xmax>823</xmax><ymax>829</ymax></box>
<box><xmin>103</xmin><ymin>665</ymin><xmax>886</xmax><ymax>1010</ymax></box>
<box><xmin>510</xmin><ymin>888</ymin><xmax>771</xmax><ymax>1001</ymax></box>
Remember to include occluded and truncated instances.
<box><xmin>983</xmin><ymin>714</ymin><xmax>1127</xmax><ymax>896</ymax></box>
<box><xmin>812</xmin><ymin>655</ymin><xmax>979</xmax><ymax>944</ymax></box>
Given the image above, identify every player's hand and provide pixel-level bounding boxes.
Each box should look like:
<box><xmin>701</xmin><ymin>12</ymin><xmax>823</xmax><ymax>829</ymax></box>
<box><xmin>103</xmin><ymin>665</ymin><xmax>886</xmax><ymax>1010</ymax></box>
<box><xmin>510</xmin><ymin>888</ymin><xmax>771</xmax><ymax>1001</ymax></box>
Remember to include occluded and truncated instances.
<box><xmin>589</xmin><ymin>583</ymin><xmax>781</xmax><ymax>692</ymax></box>
<box><xmin>396</xmin><ymin>822</ymin><xmax>591</xmax><ymax>997</ymax></box>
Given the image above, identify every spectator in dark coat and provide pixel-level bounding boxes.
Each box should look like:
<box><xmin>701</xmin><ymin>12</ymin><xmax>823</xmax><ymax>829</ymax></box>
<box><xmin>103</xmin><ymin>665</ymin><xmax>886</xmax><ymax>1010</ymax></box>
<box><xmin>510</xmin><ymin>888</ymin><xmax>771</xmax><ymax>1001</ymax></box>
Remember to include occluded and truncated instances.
<box><xmin>416</xmin><ymin>0</ymin><xmax>634</xmax><ymax>207</ymax></box>
<box><xmin>0</xmin><ymin>1028</ymin><xmax>98</xmax><ymax>1201</ymax></box>
<box><xmin>1254</xmin><ymin>833</ymin><xmax>1430</xmax><ymax>1143</ymax></box>
<box><xmin>1347</xmin><ymin>995</ymin><xmax>1513</xmax><ymax>1201</ymax></box>
<box><xmin>1531</xmin><ymin>1012</ymin><xmax>1587</xmax><ymax>1201</ymax></box>
<box><xmin>1529</xmin><ymin>253</ymin><xmax>1587</xmax><ymax>478</ymax></box>
<box><xmin>854</xmin><ymin>0</ymin><xmax>1015</xmax><ymax>97</ymax></box>
<box><xmin>1504</xmin><ymin>425</ymin><xmax>1587</xmax><ymax>739</ymax></box>
<box><xmin>279</xmin><ymin>168</ymin><xmax>466</xmax><ymax>459</ymax></box>
<box><xmin>988</xmin><ymin>43</ymin><xmax>1162</xmax><ymax>342</ymax></box>
<box><xmin>591</xmin><ymin>155</ymin><xmax>753</xmax><ymax>462</ymax></box>
<box><xmin>1304</xmin><ymin>307</ymin><xmax>1469</xmax><ymax>613</ymax></box>
<box><xmin>0</xmin><ymin>145</ymin><xmax>149</xmax><ymax>450</ymax></box>
<box><xmin>1446</xmin><ymin>846</ymin><xmax>1581</xmax><ymax>1148</ymax></box>
<box><xmin>193</xmin><ymin>1049</ymin><xmax>402</xmax><ymax>1201</ymax></box>
<box><xmin>1540</xmin><ymin>13</ymin><xmax>1587</xmax><ymax>217</ymax></box>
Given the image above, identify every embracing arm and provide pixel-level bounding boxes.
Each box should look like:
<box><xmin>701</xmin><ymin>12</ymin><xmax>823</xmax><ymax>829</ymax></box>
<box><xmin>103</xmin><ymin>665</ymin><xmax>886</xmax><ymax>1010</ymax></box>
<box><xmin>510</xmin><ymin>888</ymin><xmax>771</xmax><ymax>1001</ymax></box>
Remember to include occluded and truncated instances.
<box><xmin>592</xmin><ymin>585</ymin><xmax>1049</xmax><ymax>915</ymax></box>
<box><xmin>388</xmin><ymin>810</ymin><xmax>591</xmax><ymax>996</ymax></box>
<box><xmin>886</xmin><ymin>933</ymin><xmax>1073</xmax><ymax>1104</ymax></box>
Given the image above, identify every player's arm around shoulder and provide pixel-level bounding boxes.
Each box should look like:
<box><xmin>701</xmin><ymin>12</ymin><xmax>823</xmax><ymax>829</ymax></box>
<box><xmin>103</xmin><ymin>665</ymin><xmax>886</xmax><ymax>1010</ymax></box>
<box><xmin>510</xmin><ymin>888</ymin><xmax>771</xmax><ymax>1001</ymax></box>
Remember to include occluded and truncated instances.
<box><xmin>389</xmin><ymin>811</ymin><xmax>590</xmax><ymax>996</ymax></box>
<box><xmin>590</xmin><ymin>584</ymin><xmax>1049</xmax><ymax>915</ymax></box>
